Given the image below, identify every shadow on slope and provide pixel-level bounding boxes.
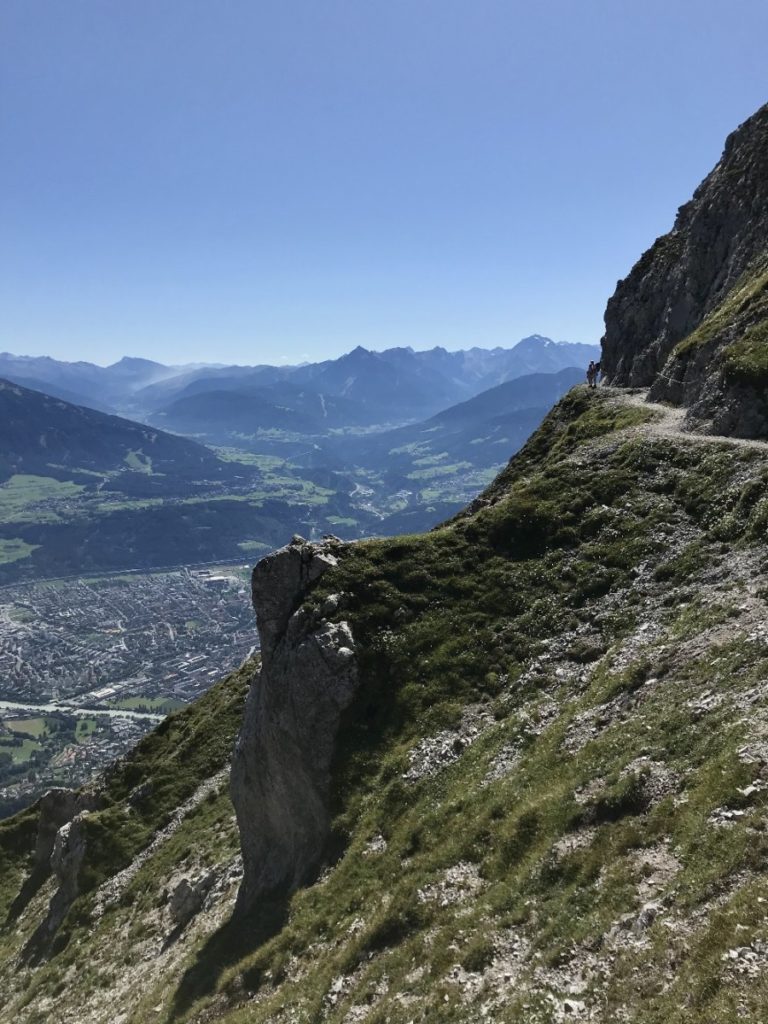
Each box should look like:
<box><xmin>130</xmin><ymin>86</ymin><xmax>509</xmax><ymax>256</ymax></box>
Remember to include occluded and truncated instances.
<box><xmin>170</xmin><ymin>890</ymin><xmax>291</xmax><ymax>1018</ymax></box>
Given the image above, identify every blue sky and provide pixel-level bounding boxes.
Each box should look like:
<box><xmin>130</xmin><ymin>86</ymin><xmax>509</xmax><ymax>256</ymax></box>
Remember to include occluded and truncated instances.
<box><xmin>2</xmin><ymin>1</ymin><xmax>767</xmax><ymax>367</ymax></box>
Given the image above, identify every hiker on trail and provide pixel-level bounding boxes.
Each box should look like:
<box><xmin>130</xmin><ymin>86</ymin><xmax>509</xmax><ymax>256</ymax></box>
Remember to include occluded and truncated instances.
<box><xmin>586</xmin><ymin>361</ymin><xmax>596</xmax><ymax>388</ymax></box>
<box><xmin>593</xmin><ymin>361</ymin><xmax>602</xmax><ymax>387</ymax></box>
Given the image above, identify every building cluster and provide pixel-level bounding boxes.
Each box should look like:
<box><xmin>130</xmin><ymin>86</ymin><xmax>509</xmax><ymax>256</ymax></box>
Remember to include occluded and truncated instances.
<box><xmin>0</xmin><ymin>566</ymin><xmax>256</xmax><ymax>704</ymax></box>
<box><xmin>0</xmin><ymin>711</ymin><xmax>151</xmax><ymax>818</ymax></box>
<box><xmin>0</xmin><ymin>564</ymin><xmax>259</xmax><ymax>817</ymax></box>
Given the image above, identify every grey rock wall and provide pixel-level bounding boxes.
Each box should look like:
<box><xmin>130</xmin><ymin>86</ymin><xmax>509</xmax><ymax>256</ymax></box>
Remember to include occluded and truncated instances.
<box><xmin>231</xmin><ymin>536</ymin><xmax>358</xmax><ymax>912</ymax></box>
<box><xmin>32</xmin><ymin>787</ymin><xmax>98</xmax><ymax>869</ymax></box>
<box><xmin>601</xmin><ymin>103</ymin><xmax>768</xmax><ymax>402</ymax></box>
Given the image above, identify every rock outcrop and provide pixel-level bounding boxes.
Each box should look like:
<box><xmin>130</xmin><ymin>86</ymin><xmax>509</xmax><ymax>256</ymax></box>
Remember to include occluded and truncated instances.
<box><xmin>231</xmin><ymin>536</ymin><xmax>358</xmax><ymax>912</ymax></box>
<box><xmin>32</xmin><ymin>786</ymin><xmax>99</xmax><ymax>869</ymax></box>
<box><xmin>23</xmin><ymin>805</ymin><xmax>93</xmax><ymax>962</ymax></box>
<box><xmin>602</xmin><ymin>102</ymin><xmax>768</xmax><ymax>435</ymax></box>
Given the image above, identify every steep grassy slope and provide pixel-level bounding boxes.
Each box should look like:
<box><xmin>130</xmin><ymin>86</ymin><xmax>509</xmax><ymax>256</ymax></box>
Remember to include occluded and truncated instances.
<box><xmin>6</xmin><ymin>387</ymin><xmax>768</xmax><ymax>1023</ymax></box>
<box><xmin>658</xmin><ymin>254</ymin><xmax>768</xmax><ymax>435</ymax></box>
<box><xmin>0</xmin><ymin>666</ymin><xmax>251</xmax><ymax>1023</ymax></box>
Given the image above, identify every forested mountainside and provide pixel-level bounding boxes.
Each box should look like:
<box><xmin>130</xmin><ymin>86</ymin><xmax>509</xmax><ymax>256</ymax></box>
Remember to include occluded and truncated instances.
<box><xmin>0</xmin><ymin>378</ymin><xmax>228</xmax><ymax>481</ymax></box>
<box><xmin>3</xmin><ymin>105</ymin><xmax>768</xmax><ymax>1024</ymax></box>
<box><xmin>0</xmin><ymin>378</ymin><xmax>321</xmax><ymax>581</ymax></box>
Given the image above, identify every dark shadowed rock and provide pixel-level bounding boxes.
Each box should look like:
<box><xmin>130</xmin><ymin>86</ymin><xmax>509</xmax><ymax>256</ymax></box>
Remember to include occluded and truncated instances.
<box><xmin>601</xmin><ymin>102</ymin><xmax>768</xmax><ymax>436</ymax></box>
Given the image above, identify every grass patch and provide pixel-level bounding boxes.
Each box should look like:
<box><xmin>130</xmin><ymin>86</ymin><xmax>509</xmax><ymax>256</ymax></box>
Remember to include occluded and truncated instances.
<box><xmin>123</xmin><ymin>450</ymin><xmax>153</xmax><ymax>474</ymax></box>
<box><xmin>0</xmin><ymin>474</ymin><xmax>84</xmax><ymax>524</ymax></box>
<box><xmin>407</xmin><ymin>461</ymin><xmax>472</xmax><ymax>481</ymax></box>
<box><xmin>674</xmin><ymin>258</ymin><xmax>768</xmax><ymax>357</ymax></box>
<box><xmin>237</xmin><ymin>540</ymin><xmax>272</xmax><ymax>554</ymax></box>
<box><xmin>3</xmin><ymin>717</ymin><xmax>49</xmax><ymax>738</ymax></box>
<box><xmin>0</xmin><ymin>735</ymin><xmax>41</xmax><ymax>763</ymax></box>
<box><xmin>0</xmin><ymin>538</ymin><xmax>39</xmax><ymax>564</ymax></box>
<box><xmin>105</xmin><ymin>696</ymin><xmax>185</xmax><ymax>713</ymax></box>
<box><xmin>326</xmin><ymin>516</ymin><xmax>358</xmax><ymax>527</ymax></box>
<box><xmin>75</xmin><ymin>718</ymin><xmax>98</xmax><ymax>741</ymax></box>
<box><xmin>723</xmin><ymin>317</ymin><xmax>768</xmax><ymax>385</ymax></box>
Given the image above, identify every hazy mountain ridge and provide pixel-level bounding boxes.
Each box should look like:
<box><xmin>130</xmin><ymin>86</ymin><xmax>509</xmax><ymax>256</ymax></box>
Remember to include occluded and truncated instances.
<box><xmin>0</xmin><ymin>354</ymin><xmax>184</xmax><ymax>412</ymax></box>
<box><xmin>149</xmin><ymin>338</ymin><xmax>598</xmax><ymax>431</ymax></box>
<box><xmin>0</xmin><ymin>337</ymin><xmax>598</xmax><ymax>427</ymax></box>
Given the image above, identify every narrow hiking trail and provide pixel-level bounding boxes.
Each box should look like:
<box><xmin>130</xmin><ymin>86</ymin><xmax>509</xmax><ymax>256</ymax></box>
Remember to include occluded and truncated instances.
<box><xmin>602</xmin><ymin>386</ymin><xmax>768</xmax><ymax>452</ymax></box>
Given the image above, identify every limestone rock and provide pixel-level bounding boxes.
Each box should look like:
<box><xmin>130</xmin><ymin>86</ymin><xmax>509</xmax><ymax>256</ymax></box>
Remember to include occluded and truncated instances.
<box><xmin>50</xmin><ymin>812</ymin><xmax>90</xmax><ymax>894</ymax></box>
<box><xmin>250</xmin><ymin>534</ymin><xmax>341</xmax><ymax>656</ymax></box>
<box><xmin>23</xmin><ymin>809</ymin><xmax>91</xmax><ymax>961</ymax></box>
<box><xmin>232</xmin><ymin>537</ymin><xmax>358</xmax><ymax>912</ymax></box>
<box><xmin>601</xmin><ymin>102</ymin><xmax>768</xmax><ymax>436</ymax></box>
<box><xmin>33</xmin><ymin>787</ymin><xmax>98</xmax><ymax>868</ymax></box>
<box><xmin>168</xmin><ymin>873</ymin><xmax>217</xmax><ymax>928</ymax></box>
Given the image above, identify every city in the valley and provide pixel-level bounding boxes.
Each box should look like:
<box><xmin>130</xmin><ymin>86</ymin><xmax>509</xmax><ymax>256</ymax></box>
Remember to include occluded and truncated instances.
<box><xmin>0</xmin><ymin>565</ymin><xmax>256</xmax><ymax>816</ymax></box>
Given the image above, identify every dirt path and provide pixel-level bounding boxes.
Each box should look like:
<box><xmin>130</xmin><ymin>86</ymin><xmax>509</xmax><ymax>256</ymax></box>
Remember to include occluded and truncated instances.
<box><xmin>601</xmin><ymin>387</ymin><xmax>768</xmax><ymax>452</ymax></box>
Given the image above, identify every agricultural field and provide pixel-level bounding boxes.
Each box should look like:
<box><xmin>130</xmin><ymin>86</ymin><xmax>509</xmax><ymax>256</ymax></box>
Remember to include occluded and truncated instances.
<box><xmin>106</xmin><ymin>696</ymin><xmax>185</xmax><ymax>714</ymax></box>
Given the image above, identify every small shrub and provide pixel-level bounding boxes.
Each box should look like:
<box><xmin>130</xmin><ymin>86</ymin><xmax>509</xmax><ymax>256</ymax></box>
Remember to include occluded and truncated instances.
<box><xmin>461</xmin><ymin>933</ymin><xmax>496</xmax><ymax>973</ymax></box>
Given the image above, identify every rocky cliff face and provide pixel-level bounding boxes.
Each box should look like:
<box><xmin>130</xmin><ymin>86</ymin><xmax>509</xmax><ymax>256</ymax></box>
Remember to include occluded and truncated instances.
<box><xmin>231</xmin><ymin>536</ymin><xmax>358</xmax><ymax>912</ymax></box>
<box><xmin>602</xmin><ymin>102</ymin><xmax>768</xmax><ymax>435</ymax></box>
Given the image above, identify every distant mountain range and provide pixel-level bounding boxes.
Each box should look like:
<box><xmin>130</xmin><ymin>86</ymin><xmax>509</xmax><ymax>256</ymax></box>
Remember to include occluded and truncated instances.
<box><xmin>0</xmin><ymin>342</ymin><xmax>594</xmax><ymax>580</ymax></box>
<box><xmin>0</xmin><ymin>337</ymin><xmax>598</xmax><ymax>432</ymax></box>
<box><xmin>0</xmin><ymin>355</ymin><xmax>180</xmax><ymax>412</ymax></box>
<box><xmin>148</xmin><ymin>336</ymin><xmax>597</xmax><ymax>440</ymax></box>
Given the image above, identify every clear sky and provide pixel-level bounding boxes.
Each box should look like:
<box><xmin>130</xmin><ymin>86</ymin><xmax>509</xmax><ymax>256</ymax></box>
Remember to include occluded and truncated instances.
<box><xmin>2</xmin><ymin>1</ymin><xmax>767</xmax><ymax>367</ymax></box>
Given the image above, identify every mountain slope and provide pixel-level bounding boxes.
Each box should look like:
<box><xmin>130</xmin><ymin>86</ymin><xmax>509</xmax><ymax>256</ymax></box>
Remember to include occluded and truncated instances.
<box><xmin>150</xmin><ymin>388</ymin><xmax>319</xmax><ymax>439</ymax></box>
<box><xmin>0</xmin><ymin>379</ymin><xmax>368</xmax><ymax>582</ymax></box>
<box><xmin>330</xmin><ymin>367</ymin><xmax>585</xmax><ymax>533</ymax></box>
<box><xmin>298</xmin><ymin>345</ymin><xmax>464</xmax><ymax>421</ymax></box>
<box><xmin>5</xmin><ymin>386</ymin><xmax>768</xmax><ymax>1022</ymax></box>
<box><xmin>0</xmin><ymin>374</ymin><xmax>116</xmax><ymax>414</ymax></box>
<box><xmin>0</xmin><ymin>378</ymin><xmax>228</xmax><ymax>482</ymax></box>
